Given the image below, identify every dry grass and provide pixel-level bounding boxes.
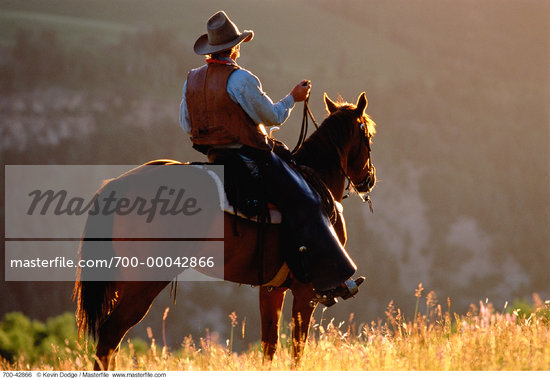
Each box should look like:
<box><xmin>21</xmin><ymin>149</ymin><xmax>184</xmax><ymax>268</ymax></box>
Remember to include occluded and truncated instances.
<box><xmin>2</xmin><ymin>290</ymin><xmax>549</xmax><ymax>371</ymax></box>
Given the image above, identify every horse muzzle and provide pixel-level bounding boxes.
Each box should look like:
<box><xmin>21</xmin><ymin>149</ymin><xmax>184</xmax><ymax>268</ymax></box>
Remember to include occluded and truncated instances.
<box><xmin>354</xmin><ymin>166</ymin><xmax>376</xmax><ymax>194</ymax></box>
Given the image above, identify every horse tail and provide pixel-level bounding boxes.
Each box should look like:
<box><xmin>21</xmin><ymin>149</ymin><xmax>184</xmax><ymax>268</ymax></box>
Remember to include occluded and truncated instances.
<box><xmin>73</xmin><ymin>162</ymin><xmax>180</xmax><ymax>338</ymax></box>
<box><xmin>73</xmin><ymin>178</ymin><xmax>118</xmax><ymax>339</ymax></box>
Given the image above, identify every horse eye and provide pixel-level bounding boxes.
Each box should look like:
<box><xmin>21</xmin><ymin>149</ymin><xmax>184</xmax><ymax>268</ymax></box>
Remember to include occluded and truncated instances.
<box><xmin>360</xmin><ymin>123</ymin><xmax>365</xmax><ymax>130</ymax></box>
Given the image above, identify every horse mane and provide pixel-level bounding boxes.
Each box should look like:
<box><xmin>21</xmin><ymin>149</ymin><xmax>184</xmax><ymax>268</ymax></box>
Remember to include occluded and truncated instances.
<box><xmin>293</xmin><ymin>100</ymin><xmax>375</xmax><ymax>172</ymax></box>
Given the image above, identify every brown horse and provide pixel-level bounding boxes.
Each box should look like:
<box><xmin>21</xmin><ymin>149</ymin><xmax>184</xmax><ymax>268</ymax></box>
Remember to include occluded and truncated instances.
<box><xmin>73</xmin><ymin>92</ymin><xmax>376</xmax><ymax>370</ymax></box>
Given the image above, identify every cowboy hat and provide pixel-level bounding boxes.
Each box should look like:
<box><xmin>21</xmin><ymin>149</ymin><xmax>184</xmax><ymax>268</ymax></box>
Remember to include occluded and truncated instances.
<box><xmin>194</xmin><ymin>11</ymin><xmax>254</xmax><ymax>55</ymax></box>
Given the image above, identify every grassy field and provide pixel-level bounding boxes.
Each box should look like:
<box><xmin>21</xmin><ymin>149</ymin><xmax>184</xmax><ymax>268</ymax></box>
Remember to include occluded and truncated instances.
<box><xmin>1</xmin><ymin>294</ymin><xmax>548</xmax><ymax>371</ymax></box>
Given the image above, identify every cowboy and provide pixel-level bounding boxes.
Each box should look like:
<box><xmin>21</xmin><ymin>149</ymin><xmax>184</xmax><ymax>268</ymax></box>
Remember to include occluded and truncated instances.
<box><xmin>180</xmin><ymin>11</ymin><xmax>362</xmax><ymax>304</ymax></box>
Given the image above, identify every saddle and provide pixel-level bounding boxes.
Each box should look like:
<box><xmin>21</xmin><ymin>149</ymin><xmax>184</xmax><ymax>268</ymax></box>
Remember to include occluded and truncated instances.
<box><xmin>212</xmin><ymin>147</ymin><xmax>276</xmax><ymax>222</ymax></box>
<box><xmin>210</xmin><ymin>146</ymin><xmax>338</xmax><ymax>226</ymax></box>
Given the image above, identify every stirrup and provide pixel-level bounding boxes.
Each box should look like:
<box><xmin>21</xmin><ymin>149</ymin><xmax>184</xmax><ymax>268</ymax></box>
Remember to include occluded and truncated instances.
<box><xmin>310</xmin><ymin>276</ymin><xmax>365</xmax><ymax>308</ymax></box>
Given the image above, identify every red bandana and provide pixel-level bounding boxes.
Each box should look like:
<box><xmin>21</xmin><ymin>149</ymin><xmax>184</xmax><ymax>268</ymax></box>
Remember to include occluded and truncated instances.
<box><xmin>206</xmin><ymin>58</ymin><xmax>237</xmax><ymax>66</ymax></box>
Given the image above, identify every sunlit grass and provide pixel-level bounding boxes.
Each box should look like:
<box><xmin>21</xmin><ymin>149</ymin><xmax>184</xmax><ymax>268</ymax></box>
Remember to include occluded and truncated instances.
<box><xmin>1</xmin><ymin>290</ymin><xmax>549</xmax><ymax>371</ymax></box>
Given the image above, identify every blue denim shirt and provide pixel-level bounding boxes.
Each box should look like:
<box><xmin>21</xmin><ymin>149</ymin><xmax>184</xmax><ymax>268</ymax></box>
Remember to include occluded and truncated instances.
<box><xmin>179</xmin><ymin>58</ymin><xmax>295</xmax><ymax>134</ymax></box>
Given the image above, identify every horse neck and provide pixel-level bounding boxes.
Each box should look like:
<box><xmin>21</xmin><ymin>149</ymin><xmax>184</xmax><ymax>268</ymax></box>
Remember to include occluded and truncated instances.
<box><xmin>293</xmin><ymin>120</ymin><xmax>352</xmax><ymax>201</ymax></box>
<box><xmin>320</xmin><ymin>165</ymin><xmax>347</xmax><ymax>202</ymax></box>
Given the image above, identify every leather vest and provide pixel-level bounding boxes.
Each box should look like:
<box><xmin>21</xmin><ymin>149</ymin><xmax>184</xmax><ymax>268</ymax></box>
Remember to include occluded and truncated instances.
<box><xmin>186</xmin><ymin>63</ymin><xmax>270</xmax><ymax>150</ymax></box>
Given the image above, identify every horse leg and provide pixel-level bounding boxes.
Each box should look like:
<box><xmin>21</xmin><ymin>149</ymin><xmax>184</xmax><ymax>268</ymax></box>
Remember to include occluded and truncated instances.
<box><xmin>94</xmin><ymin>281</ymin><xmax>169</xmax><ymax>370</ymax></box>
<box><xmin>259</xmin><ymin>286</ymin><xmax>287</xmax><ymax>362</ymax></box>
<box><xmin>290</xmin><ymin>282</ymin><xmax>317</xmax><ymax>364</ymax></box>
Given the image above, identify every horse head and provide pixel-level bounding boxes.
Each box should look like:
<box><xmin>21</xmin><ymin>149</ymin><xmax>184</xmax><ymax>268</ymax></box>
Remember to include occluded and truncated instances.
<box><xmin>324</xmin><ymin>92</ymin><xmax>377</xmax><ymax>196</ymax></box>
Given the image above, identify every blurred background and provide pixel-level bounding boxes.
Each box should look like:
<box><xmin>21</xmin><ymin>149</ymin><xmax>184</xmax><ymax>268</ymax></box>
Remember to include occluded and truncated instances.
<box><xmin>1</xmin><ymin>0</ymin><xmax>548</xmax><ymax>351</ymax></box>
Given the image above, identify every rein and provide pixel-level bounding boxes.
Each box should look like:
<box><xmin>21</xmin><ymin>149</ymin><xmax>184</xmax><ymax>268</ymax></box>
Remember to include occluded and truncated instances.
<box><xmin>291</xmin><ymin>97</ymin><xmax>318</xmax><ymax>154</ymax></box>
<box><xmin>293</xmin><ymin>97</ymin><xmax>374</xmax><ymax>213</ymax></box>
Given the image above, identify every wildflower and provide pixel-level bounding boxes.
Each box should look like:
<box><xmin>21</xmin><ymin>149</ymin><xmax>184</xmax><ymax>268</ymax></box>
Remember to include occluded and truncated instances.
<box><xmin>426</xmin><ymin>291</ymin><xmax>438</xmax><ymax>309</ymax></box>
<box><xmin>415</xmin><ymin>283</ymin><xmax>424</xmax><ymax>298</ymax></box>
<box><xmin>229</xmin><ymin>312</ymin><xmax>238</xmax><ymax>328</ymax></box>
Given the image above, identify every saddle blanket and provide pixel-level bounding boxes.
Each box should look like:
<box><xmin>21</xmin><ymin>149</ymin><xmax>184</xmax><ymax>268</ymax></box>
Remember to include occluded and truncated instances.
<box><xmin>223</xmin><ymin>199</ymin><xmax>282</xmax><ymax>223</ymax></box>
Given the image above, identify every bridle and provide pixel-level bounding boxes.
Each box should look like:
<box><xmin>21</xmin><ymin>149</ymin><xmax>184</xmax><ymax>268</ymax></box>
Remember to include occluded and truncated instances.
<box><xmin>293</xmin><ymin>97</ymin><xmax>375</xmax><ymax>213</ymax></box>
<box><xmin>344</xmin><ymin>121</ymin><xmax>375</xmax><ymax>212</ymax></box>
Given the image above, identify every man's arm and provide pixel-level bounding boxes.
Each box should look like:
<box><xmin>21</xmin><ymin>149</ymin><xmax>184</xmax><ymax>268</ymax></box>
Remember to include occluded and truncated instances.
<box><xmin>227</xmin><ymin>69</ymin><xmax>310</xmax><ymax>126</ymax></box>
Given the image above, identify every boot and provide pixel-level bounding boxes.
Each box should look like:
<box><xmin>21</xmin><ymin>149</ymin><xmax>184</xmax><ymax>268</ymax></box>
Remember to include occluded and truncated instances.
<box><xmin>290</xmin><ymin>209</ymin><xmax>357</xmax><ymax>291</ymax></box>
<box><xmin>312</xmin><ymin>276</ymin><xmax>365</xmax><ymax>307</ymax></box>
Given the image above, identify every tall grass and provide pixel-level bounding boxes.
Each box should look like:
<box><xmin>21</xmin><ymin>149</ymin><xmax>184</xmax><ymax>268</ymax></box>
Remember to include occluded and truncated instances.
<box><xmin>1</xmin><ymin>290</ymin><xmax>549</xmax><ymax>371</ymax></box>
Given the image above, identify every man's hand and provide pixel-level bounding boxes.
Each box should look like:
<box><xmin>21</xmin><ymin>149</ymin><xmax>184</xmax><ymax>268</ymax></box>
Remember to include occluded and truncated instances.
<box><xmin>290</xmin><ymin>80</ymin><xmax>312</xmax><ymax>102</ymax></box>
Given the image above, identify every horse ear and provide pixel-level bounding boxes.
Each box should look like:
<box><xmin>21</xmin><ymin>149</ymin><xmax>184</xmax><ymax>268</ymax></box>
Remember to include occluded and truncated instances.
<box><xmin>356</xmin><ymin>92</ymin><xmax>368</xmax><ymax>115</ymax></box>
<box><xmin>324</xmin><ymin>93</ymin><xmax>339</xmax><ymax>114</ymax></box>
